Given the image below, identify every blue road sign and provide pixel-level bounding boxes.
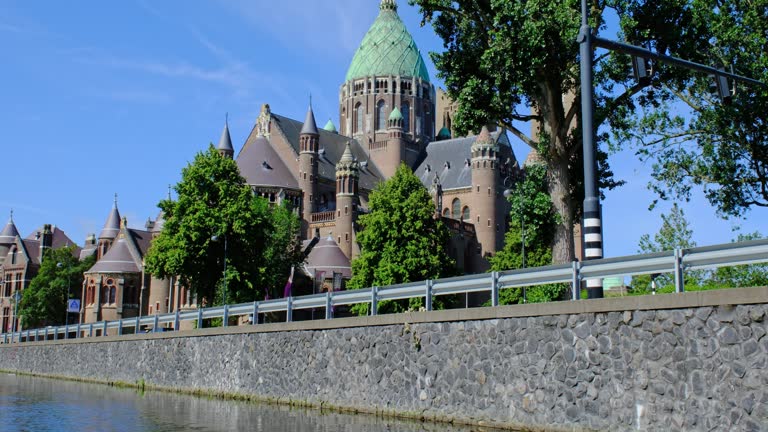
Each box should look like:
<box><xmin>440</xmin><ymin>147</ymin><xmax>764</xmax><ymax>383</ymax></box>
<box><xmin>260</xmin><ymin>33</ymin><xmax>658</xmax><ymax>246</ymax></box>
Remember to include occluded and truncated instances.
<box><xmin>67</xmin><ymin>299</ymin><xmax>81</xmax><ymax>313</ymax></box>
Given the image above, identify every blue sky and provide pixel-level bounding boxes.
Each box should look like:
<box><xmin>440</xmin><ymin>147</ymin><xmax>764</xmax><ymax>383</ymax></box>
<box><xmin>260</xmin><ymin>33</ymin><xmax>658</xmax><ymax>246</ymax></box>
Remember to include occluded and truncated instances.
<box><xmin>1</xmin><ymin>0</ymin><xmax>765</xmax><ymax>259</ymax></box>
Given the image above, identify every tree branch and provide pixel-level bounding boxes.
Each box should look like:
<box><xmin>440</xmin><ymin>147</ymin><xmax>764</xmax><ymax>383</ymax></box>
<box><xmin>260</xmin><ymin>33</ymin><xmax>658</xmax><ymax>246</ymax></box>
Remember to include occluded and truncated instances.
<box><xmin>500</xmin><ymin>120</ymin><xmax>536</xmax><ymax>148</ymax></box>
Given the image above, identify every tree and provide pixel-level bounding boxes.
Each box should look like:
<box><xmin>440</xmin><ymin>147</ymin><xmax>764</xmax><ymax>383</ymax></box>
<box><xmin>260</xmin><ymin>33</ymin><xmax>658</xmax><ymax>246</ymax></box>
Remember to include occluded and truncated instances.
<box><xmin>490</xmin><ymin>163</ymin><xmax>567</xmax><ymax>304</ymax></box>
<box><xmin>410</xmin><ymin>0</ymin><xmax>628</xmax><ymax>264</ymax></box>
<box><xmin>18</xmin><ymin>246</ymin><xmax>95</xmax><ymax>328</ymax></box>
<box><xmin>144</xmin><ymin>145</ymin><xmax>302</xmax><ymax>305</ymax></box>
<box><xmin>410</xmin><ymin>0</ymin><xmax>766</xmax><ymax>263</ymax></box>
<box><xmin>347</xmin><ymin>164</ymin><xmax>455</xmax><ymax>314</ymax></box>
<box><xmin>706</xmin><ymin>232</ymin><xmax>768</xmax><ymax>289</ymax></box>
<box><xmin>612</xmin><ymin>0</ymin><xmax>768</xmax><ymax>218</ymax></box>
<box><xmin>632</xmin><ymin>203</ymin><xmax>699</xmax><ymax>291</ymax></box>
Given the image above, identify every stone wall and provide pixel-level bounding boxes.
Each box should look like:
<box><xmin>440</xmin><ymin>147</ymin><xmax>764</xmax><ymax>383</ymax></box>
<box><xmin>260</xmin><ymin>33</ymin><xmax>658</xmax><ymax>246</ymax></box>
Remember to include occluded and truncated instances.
<box><xmin>1</xmin><ymin>288</ymin><xmax>767</xmax><ymax>431</ymax></box>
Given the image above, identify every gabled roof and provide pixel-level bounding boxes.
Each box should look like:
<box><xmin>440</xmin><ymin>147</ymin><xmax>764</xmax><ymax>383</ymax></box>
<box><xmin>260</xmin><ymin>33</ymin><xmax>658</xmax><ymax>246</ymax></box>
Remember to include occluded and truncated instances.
<box><xmin>302</xmin><ymin>236</ymin><xmax>352</xmax><ymax>278</ymax></box>
<box><xmin>237</xmin><ymin>135</ymin><xmax>299</xmax><ymax>189</ymax></box>
<box><xmin>414</xmin><ymin>130</ymin><xmax>510</xmax><ymax>191</ymax></box>
<box><xmin>25</xmin><ymin>225</ymin><xmax>78</xmax><ymax>250</ymax></box>
<box><xmin>268</xmin><ymin>114</ymin><xmax>384</xmax><ymax>191</ymax></box>
<box><xmin>345</xmin><ymin>0</ymin><xmax>430</xmax><ymax>83</ymax></box>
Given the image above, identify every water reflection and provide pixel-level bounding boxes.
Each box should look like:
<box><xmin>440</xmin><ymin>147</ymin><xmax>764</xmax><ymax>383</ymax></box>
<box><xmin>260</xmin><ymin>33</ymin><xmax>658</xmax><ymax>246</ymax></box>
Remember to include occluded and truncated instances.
<box><xmin>0</xmin><ymin>374</ymin><xmax>484</xmax><ymax>432</ymax></box>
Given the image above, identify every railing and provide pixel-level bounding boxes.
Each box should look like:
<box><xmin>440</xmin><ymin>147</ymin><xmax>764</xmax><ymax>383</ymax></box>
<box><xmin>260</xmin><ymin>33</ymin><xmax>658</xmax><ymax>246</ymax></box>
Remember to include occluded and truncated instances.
<box><xmin>310</xmin><ymin>211</ymin><xmax>336</xmax><ymax>223</ymax></box>
<box><xmin>2</xmin><ymin>239</ymin><xmax>767</xmax><ymax>345</ymax></box>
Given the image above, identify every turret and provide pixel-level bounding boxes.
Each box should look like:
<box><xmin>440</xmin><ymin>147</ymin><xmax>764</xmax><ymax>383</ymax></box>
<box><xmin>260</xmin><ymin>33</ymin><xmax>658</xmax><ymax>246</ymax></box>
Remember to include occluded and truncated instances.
<box><xmin>335</xmin><ymin>143</ymin><xmax>359</xmax><ymax>259</ymax></box>
<box><xmin>299</xmin><ymin>103</ymin><xmax>320</xmax><ymax>238</ymax></box>
<box><xmin>0</xmin><ymin>211</ymin><xmax>19</xmax><ymax>266</ymax></box>
<box><xmin>98</xmin><ymin>194</ymin><xmax>121</xmax><ymax>260</ymax></box>
<box><xmin>217</xmin><ymin>117</ymin><xmax>235</xmax><ymax>159</ymax></box>
<box><xmin>471</xmin><ymin>126</ymin><xmax>500</xmax><ymax>261</ymax></box>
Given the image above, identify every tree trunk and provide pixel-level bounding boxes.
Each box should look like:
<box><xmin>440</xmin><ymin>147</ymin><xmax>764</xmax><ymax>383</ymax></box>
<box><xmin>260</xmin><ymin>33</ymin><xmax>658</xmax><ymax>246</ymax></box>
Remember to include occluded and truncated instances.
<box><xmin>548</xmin><ymin>155</ymin><xmax>575</xmax><ymax>264</ymax></box>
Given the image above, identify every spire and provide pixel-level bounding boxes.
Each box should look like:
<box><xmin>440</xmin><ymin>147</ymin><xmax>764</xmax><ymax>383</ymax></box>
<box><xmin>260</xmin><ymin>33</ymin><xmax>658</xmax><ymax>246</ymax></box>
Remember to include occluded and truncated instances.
<box><xmin>476</xmin><ymin>126</ymin><xmax>493</xmax><ymax>144</ymax></box>
<box><xmin>380</xmin><ymin>0</ymin><xmax>397</xmax><ymax>11</ymax></box>
<box><xmin>300</xmin><ymin>102</ymin><xmax>319</xmax><ymax>135</ymax></box>
<box><xmin>340</xmin><ymin>142</ymin><xmax>355</xmax><ymax>164</ymax></box>
<box><xmin>99</xmin><ymin>195</ymin><xmax>122</xmax><ymax>240</ymax></box>
<box><xmin>0</xmin><ymin>211</ymin><xmax>19</xmax><ymax>244</ymax></box>
<box><xmin>218</xmin><ymin>114</ymin><xmax>234</xmax><ymax>158</ymax></box>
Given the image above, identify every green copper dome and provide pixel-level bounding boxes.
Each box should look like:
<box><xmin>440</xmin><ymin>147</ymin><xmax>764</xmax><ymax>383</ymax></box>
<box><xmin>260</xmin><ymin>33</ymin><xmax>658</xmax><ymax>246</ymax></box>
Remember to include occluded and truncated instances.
<box><xmin>345</xmin><ymin>0</ymin><xmax>430</xmax><ymax>83</ymax></box>
<box><xmin>437</xmin><ymin>127</ymin><xmax>451</xmax><ymax>140</ymax></box>
<box><xmin>388</xmin><ymin>106</ymin><xmax>403</xmax><ymax>121</ymax></box>
<box><xmin>323</xmin><ymin>119</ymin><xmax>338</xmax><ymax>133</ymax></box>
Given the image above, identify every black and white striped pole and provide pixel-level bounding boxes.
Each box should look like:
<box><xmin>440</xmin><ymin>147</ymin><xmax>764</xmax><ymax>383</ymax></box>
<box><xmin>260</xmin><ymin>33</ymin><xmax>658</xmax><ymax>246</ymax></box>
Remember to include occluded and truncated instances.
<box><xmin>578</xmin><ymin>0</ymin><xmax>604</xmax><ymax>298</ymax></box>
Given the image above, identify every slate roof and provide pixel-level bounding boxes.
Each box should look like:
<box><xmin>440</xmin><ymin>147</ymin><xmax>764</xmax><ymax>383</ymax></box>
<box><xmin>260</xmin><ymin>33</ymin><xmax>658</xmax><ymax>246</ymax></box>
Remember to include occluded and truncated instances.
<box><xmin>414</xmin><ymin>131</ymin><xmax>509</xmax><ymax>191</ymax></box>
<box><xmin>0</xmin><ymin>217</ymin><xmax>19</xmax><ymax>245</ymax></box>
<box><xmin>25</xmin><ymin>225</ymin><xmax>78</xmax><ymax>249</ymax></box>
<box><xmin>345</xmin><ymin>0</ymin><xmax>430</xmax><ymax>82</ymax></box>
<box><xmin>87</xmin><ymin>237</ymin><xmax>139</xmax><ymax>273</ymax></box>
<box><xmin>269</xmin><ymin>114</ymin><xmax>384</xmax><ymax>191</ymax></box>
<box><xmin>237</xmin><ymin>135</ymin><xmax>299</xmax><ymax>189</ymax></box>
<box><xmin>300</xmin><ymin>105</ymin><xmax>319</xmax><ymax>135</ymax></box>
<box><xmin>303</xmin><ymin>236</ymin><xmax>352</xmax><ymax>279</ymax></box>
<box><xmin>218</xmin><ymin>122</ymin><xmax>234</xmax><ymax>153</ymax></box>
<box><xmin>99</xmin><ymin>205</ymin><xmax>121</xmax><ymax>240</ymax></box>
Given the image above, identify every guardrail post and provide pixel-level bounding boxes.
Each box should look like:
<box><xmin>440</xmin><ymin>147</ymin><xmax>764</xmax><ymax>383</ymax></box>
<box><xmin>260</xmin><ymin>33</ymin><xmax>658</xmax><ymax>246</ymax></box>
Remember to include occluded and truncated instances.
<box><xmin>76</xmin><ymin>323</ymin><xmax>81</xmax><ymax>339</ymax></box>
<box><xmin>54</xmin><ymin>327</ymin><xmax>58</xmax><ymax>341</ymax></box>
<box><xmin>153</xmin><ymin>314</ymin><xmax>160</xmax><ymax>332</ymax></box>
<box><xmin>425</xmin><ymin>280</ymin><xmax>433</xmax><ymax>311</ymax></box>
<box><xmin>26</xmin><ymin>330</ymin><xmax>30</xmax><ymax>342</ymax></box>
<box><xmin>62</xmin><ymin>325</ymin><xmax>68</xmax><ymax>340</ymax></box>
<box><xmin>286</xmin><ymin>297</ymin><xmax>293</xmax><ymax>323</ymax></box>
<box><xmin>325</xmin><ymin>292</ymin><xmax>332</xmax><ymax>320</ymax></box>
<box><xmin>103</xmin><ymin>321</ymin><xmax>108</xmax><ymax>337</ymax></box>
<box><xmin>491</xmin><ymin>272</ymin><xmax>499</xmax><ymax>307</ymax></box>
<box><xmin>44</xmin><ymin>327</ymin><xmax>48</xmax><ymax>341</ymax></box>
<box><xmin>197</xmin><ymin>308</ymin><xmax>204</xmax><ymax>329</ymax></box>
<box><xmin>3</xmin><ymin>333</ymin><xmax>7</xmax><ymax>344</ymax></box>
<box><xmin>371</xmin><ymin>287</ymin><xmax>378</xmax><ymax>316</ymax></box>
<box><xmin>88</xmin><ymin>323</ymin><xmax>93</xmax><ymax>338</ymax></box>
<box><xmin>118</xmin><ymin>320</ymin><xmax>123</xmax><ymax>336</ymax></box>
<box><xmin>134</xmin><ymin>316</ymin><xmax>140</xmax><ymax>334</ymax></box>
<box><xmin>34</xmin><ymin>329</ymin><xmax>39</xmax><ymax>342</ymax></box>
<box><xmin>572</xmin><ymin>261</ymin><xmax>581</xmax><ymax>301</ymax></box>
<box><xmin>174</xmin><ymin>310</ymin><xmax>180</xmax><ymax>330</ymax></box>
<box><xmin>674</xmin><ymin>248</ymin><xmax>685</xmax><ymax>293</ymax></box>
<box><xmin>251</xmin><ymin>301</ymin><xmax>259</xmax><ymax>325</ymax></box>
<box><xmin>223</xmin><ymin>305</ymin><xmax>229</xmax><ymax>327</ymax></box>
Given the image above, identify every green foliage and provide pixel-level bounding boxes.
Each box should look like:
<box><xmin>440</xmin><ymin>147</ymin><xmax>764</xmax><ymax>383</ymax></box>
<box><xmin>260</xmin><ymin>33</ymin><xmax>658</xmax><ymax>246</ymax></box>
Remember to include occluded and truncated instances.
<box><xmin>144</xmin><ymin>145</ymin><xmax>302</xmax><ymax>305</ymax></box>
<box><xmin>491</xmin><ymin>164</ymin><xmax>556</xmax><ymax>271</ymax></box>
<box><xmin>705</xmin><ymin>232</ymin><xmax>768</xmax><ymax>289</ymax></box>
<box><xmin>409</xmin><ymin>0</ymin><xmax>627</xmax><ymax>263</ymax></box>
<box><xmin>18</xmin><ymin>246</ymin><xmax>95</xmax><ymax>328</ymax></box>
<box><xmin>347</xmin><ymin>164</ymin><xmax>455</xmax><ymax>315</ymax></box>
<box><xmin>490</xmin><ymin>164</ymin><xmax>567</xmax><ymax>304</ymax></box>
<box><xmin>605</xmin><ymin>0</ymin><xmax>768</xmax><ymax>217</ymax></box>
<box><xmin>631</xmin><ymin>204</ymin><xmax>699</xmax><ymax>292</ymax></box>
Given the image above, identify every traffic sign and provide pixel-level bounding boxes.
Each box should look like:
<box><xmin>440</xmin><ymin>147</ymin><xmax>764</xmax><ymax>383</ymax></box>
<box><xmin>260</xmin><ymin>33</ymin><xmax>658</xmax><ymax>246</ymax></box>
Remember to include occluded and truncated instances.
<box><xmin>67</xmin><ymin>299</ymin><xmax>80</xmax><ymax>313</ymax></box>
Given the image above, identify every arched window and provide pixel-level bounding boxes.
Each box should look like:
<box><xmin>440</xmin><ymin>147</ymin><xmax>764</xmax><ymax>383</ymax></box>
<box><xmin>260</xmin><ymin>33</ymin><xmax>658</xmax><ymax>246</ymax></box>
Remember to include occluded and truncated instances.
<box><xmin>424</xmin><ymin>103</ymin><xmax>431</xmax><ymax>137</ymax></box>
<box><xmin>376</xmin><ymin>100</ymin><xmax>386</xmax><ymax>130</ymax></box>
<box><xmin>401</xmin><ymin>102</ymin><xmax>410</xmax><ymax>131</ymax></box>
<box><xmin>442</xmin><ymin>208</ymin><xmax>450</xmax><ymax>217</ymax></box>
<box><xmin>452</xmin><ymin>198</ymin><xmax>461</xmax><ymax>219</ymax></box>
<box><xmin>354</xmin><ymin>103</ymin><xmax>363</xmax><ymax>134</ymax></box>
<box><xmin>462</xmin><ymin>206</ymin><xmax>470</xmax><ymax>222</ymax></box>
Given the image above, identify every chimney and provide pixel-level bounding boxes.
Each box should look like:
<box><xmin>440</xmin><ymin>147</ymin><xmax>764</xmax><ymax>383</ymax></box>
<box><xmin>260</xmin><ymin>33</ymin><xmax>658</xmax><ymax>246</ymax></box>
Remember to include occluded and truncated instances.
<box><xmin>40</xmin><ymin>224</ymin><xmax>53</xmax><ymax>262</ymax></box>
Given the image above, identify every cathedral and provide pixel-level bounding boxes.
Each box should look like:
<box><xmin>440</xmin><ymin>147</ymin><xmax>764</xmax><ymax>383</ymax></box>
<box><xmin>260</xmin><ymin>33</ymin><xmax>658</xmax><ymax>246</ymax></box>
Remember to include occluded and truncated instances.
<box><xmin>224</xmin><ymin>0</ymin><xmax>518</xmax><ymax>280</ymax></box>
<box><xmin>1</xmin><ymin>0</ymin><xmax>522</xmax><ymax>332</ymax></box>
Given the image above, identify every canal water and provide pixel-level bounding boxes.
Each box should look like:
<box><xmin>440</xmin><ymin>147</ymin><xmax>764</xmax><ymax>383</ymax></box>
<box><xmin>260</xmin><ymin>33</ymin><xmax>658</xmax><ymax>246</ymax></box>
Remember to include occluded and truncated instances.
<box><xmin>0</xmin><ymin>373</ymin><xmax>490</xmax><ymax>432</ymax></box>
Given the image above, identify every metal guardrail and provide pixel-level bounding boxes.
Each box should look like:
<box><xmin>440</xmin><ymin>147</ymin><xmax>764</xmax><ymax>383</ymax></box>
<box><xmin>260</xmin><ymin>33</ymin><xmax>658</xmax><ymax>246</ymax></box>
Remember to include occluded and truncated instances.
<box><xmin>2</xmin><ymin>239</ymin><xmax>767</xmax><ymax>344</ymax></box>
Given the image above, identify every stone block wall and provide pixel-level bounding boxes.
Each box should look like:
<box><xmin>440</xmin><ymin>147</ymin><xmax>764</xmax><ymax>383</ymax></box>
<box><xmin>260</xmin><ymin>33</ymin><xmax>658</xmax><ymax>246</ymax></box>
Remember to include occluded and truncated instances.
<box><xmin>1</xmin><ymin>290</ymin><xmax>767</xmax><ymax>431</ymax></box>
